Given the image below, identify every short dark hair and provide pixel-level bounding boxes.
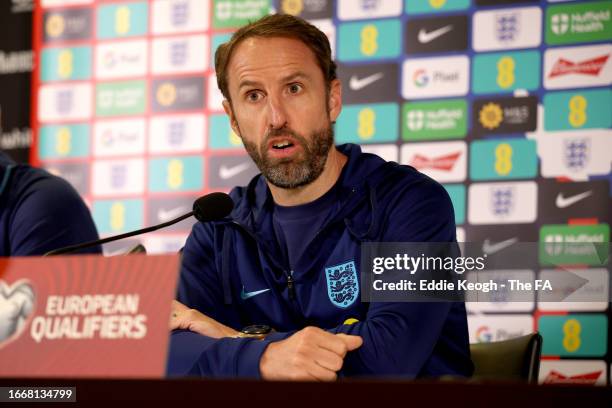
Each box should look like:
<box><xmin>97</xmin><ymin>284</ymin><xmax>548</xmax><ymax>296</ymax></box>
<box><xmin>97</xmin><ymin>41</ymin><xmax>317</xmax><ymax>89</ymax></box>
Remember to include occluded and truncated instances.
<box><xmin>215</xmin><ymin>14</ymin><xmax>337</xmax><ymax>101</ymax></box>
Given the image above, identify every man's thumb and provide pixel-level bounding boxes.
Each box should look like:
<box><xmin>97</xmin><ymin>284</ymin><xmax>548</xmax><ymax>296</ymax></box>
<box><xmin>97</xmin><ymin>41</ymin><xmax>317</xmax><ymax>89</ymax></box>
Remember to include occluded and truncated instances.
<box><xmin>337</xmin><ymin>334</ymin><xmax>363</xmax><ymax>350</ymax></box>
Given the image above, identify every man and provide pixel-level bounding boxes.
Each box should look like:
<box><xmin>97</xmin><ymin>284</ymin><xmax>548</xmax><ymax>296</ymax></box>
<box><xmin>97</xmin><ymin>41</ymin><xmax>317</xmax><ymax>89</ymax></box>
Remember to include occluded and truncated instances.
<box><xmin>0</xmin><ymin>150</ymin><xmax>101</xmax><ymax>255</ymax></box>
<box><xmin>168</xmin><ymin>14</ymin><xmax>472</xmax><ymax>380</ymax></box>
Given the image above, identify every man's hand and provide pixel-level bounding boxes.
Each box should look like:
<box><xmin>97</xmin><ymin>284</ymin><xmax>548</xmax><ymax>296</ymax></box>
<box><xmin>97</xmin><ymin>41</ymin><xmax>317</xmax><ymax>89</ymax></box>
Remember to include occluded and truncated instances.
<box><xmin>169</xmin><ymin>300</ymin><xmax>239</xmax><ymax>339</ymax></box>
<box><xmin>259</xmin><ymin>326</ymin><xmax>363</xmax><ymax>381</ymax></box>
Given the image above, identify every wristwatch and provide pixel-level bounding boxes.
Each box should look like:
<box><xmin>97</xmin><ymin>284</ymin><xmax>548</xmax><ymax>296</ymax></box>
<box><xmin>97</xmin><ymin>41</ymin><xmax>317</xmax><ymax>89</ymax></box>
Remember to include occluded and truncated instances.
<box><xmin>235</xmin><ymin>324</ymin><xmax>272</xmax><ymax>340</ymax></box>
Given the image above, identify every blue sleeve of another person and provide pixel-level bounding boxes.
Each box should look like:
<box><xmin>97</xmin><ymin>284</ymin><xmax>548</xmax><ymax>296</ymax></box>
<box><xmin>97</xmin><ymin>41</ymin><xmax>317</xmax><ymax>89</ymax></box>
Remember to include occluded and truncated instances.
<box><xmin>6</xmin><ymin>169</ymin><xmax>101</xmax><ymax>256</ymax></box>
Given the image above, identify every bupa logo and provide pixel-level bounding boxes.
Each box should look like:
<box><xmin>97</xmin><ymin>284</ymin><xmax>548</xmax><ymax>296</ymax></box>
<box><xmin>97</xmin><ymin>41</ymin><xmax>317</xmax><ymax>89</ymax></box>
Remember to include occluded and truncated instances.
<box><xmin>325</xmin><ymin>261</ymin><xmax>359</xmax><ymax>308</ymax></box>
<box><xmin>0</xmin><ymin>280</ymin><xmax>35</xmax><ymax>348</ymax></box>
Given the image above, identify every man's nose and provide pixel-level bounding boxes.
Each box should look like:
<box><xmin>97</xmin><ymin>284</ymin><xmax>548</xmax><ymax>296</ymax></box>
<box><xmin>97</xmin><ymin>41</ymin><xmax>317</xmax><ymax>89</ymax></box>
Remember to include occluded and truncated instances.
<box><xmin>266</xmin><ymin>96</ymin><xmax>288</xmax><ymax>130</ymax></box>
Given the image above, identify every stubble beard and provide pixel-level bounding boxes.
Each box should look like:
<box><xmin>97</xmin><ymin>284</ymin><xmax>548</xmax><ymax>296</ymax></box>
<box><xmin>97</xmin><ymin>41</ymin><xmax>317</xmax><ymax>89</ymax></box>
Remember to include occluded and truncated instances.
<box><xmin>241</xmin><ymin>124</ymin><xmax>334</xmax><ymax>189</ymax></box>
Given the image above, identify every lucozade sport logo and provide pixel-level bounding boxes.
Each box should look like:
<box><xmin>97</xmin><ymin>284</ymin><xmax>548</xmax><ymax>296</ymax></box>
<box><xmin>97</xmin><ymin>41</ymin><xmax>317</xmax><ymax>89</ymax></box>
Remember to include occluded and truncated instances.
<box><xmin>0</xmin><ymin>280</ymin><xmax>35</xmax><ymax>347</ymax></box>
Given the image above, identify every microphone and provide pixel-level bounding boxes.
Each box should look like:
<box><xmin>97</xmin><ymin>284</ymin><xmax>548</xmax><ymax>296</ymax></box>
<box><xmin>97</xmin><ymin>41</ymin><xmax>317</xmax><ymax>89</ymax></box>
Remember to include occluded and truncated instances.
<box><xmin>45</xmin><ymin>192</ymin><xmax>234</xmax><ymax>256</ymax></box>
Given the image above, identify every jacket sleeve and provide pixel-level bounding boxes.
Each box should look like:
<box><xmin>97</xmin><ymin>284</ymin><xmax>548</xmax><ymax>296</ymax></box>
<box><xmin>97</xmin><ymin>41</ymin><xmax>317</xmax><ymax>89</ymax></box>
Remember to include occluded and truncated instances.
<box><xmin>9</xmin><ymin>172</ymin><xmax>101</xmax><ymax>256</ymax></box>
<box><xmin>329</xmin><ymin>177</ymin><xmax>472</xmax><ymax>378</ymax></box>
<box><xmin>167</xmin><ymin>222</ymin><xmax>273</xmax><ymax>378</ymax></box>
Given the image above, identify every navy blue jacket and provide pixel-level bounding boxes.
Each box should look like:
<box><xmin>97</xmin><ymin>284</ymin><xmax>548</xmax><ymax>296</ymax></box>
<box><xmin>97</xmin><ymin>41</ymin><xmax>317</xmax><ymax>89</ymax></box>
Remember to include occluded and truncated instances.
<box><xmin>169</xmin><ymin>144</ymin><xmax>473</xmax><ymax>378</ymax></box>
<box><xmin>0</xmin><ymin>152</ymin><xmax>101</xmax><ymax>256</ymax></box>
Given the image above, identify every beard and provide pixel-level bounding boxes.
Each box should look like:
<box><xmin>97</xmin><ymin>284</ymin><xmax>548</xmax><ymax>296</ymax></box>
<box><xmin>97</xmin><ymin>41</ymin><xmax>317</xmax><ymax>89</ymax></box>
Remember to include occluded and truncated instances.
<box><xmin>241</xmin><ymin>123</ymin><xmax>334</xmax><ymax>189</ymax></box>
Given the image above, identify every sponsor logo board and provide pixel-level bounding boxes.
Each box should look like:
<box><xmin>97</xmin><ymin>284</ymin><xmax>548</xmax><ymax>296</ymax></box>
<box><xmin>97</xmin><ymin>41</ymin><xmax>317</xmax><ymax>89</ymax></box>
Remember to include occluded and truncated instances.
<box><xmin>213</xmin><ymin>0</ymin><xmax>270</xmax><ymax>29</ymax></box>
<box><xmin>472</xmin><ymin>96</ymin><xmax>537</xmax><ymax>135</ymax></box>
<box><xmin>92</xmin><ymin>199</ymin><xmax>143</xmax><ymax>235</ymax></box>
<box><xmin>338</xmin><ymin>63</ymin><xmax>399</xmax><ymax>104</ymax></box>
<box><xmin>538</xmin><ymin>268</ymin><xmax>609</xmax><ymax>312</ymax></box>
<box><xmin>38</xmin><ymin>124</ymin><xmax>89</xmax><ymax>159</ymax></box>
<box><xmin>151</xmin><ymin>35</ymin><xmax>209</xmax><ymax>75</ymax></box>
<box><xmin>538</xmin><ymin>179</ymin><xmax>610</xmax><ymax>224</ymax></box>
<box><xmin>539</xmin><ymin>360</ymin><xmax>607</xmax><ymax>385</ymax></box>
<box><xmin>38</xmin><ymin>83</ymin><xmax>92</xmax><ymax>122</ymax></box>
<box><xmin>337</xmin><ymin>0</ymin><xmax>402</xmax><ymax>21</ymax></box>
<box><xmin>402</xmin><ymin>55</ymin><xmax>469</xmax><ymax>99</ymax></box>
<box><xmin>95</xmin><ymin>40</ymin><xmax>148</xmax><ymax>80</ymax></box>
<box><xmin>92</xmin><ymin>158</ymin><xmax>145</xmax><ymax>197</ymax></box>
<box><xmin>93</xmin><ymin>118</ymin><xmax>146</xmax><ymax>157</ymax></box>
<box><xmin>539</xmin><ymin>314</ymin><xmax>608</xmax><ymax>357</ymax></box>
<box><xmin>543</xmin><ymin>44</ymin><xmax>612</xmax><ymax>90</ymax></box>
<box><xmin>151</xmin><ymin>77</ymin><xmax>205</xmax><ymax>113</ymax></box>
<box><xmin>335</xmin><ymin>103</ymin><xmax>399</xmax><ymax>144</ymax></box>
<box><xmin>472</xmin><ymin>50</ymin><xmax>540</xmax><ymax>94</ymax></box>
<box><xmin>208</xmin><ymin>155</ymin><xmax>258</xmax><ymax>189</ymax></box>
<box><xmin>337</xmin><ymin>20</ymin><xmax>401</xmax><ymax>62</ymax></box>
<box><xmin>151</xmin><ymin>0</ymin><xmax>209</xmax><ymax>34</ymax></box>
<box><xmin>41</xmin><ymin>46</ymin><xmax>92</xmax><ymax>82</ymax></box>
<box><xmin>468</xmin><ymin>315</ymin><xmax>534</xmax><ymax>343</ymax></box>
<box><xmin>473</xmin><ymin>7</ymin><xmax>542</xmax><ymax>51</ymax></box>
<box><xmin>532</xmin><ymin>129</ymin><xmax>611</xmax><ymax>180</ymax></box>
<box><xmin>546</xmin><ymin>2</ymin><xmax>612</xmax><ymax>45</ymax></box>
<box><xmin>279</xmin><ymin>0</ymin><xmax>333</xmax><ymax>20</ymax></box>
<box><xmin>405</xmin><ymin>15</ymin><xmax>468</xmax><ymax>54</ymax></box>
<box><xmin>148</xmin><ymin>156</ymin><xmax>204</xmax><ymax>192</ymax></box>
<box><xmin>468</xmin><ymin>181</ymin><xmax>537</xmax><ymax>225</ymax></box>
<box><xmin>43</xmin><ymin>8</ymin><xmax>92</xmax><ymax>43</ymax></box>
<box><xmin>97</xmin><ymin>2</ymin><xmax>149</xmax><ymax>39</ymax></box>
<box><xmin>470</xmin><ymin>139</ymin><xmax>538</xmax><ymax>181</ymax></box>
<box><xmin>401</xmin><ymin>141</ymin><xmax>467</xmax><ymax>183</ymax></box>
<box><xmin>403</xmin><ymin>99</ymin><xmax>467</xmax><ymax>141</ymax></box>
<box><xmin>149</xmin><ymin>114</ymin><xmax>206</xmax><ymax>154</ymax></box>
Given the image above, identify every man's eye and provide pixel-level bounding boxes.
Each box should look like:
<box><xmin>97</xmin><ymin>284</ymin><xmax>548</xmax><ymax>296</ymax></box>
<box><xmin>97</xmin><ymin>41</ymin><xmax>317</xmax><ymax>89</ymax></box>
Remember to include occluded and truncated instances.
<box><xmin>247</xmin><ymin>92</ymin><xmax>261</xmax><ymax>102</ymax></box>
<box><xmin>288</xmin><ymin>84</ymin><xmax>302</xmax><ymax>94</ymax></box>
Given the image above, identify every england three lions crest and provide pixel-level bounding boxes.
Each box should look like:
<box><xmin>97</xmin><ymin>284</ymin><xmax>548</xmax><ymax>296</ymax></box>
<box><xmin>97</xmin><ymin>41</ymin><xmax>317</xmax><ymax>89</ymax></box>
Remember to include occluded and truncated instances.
<box><xmin>325</xmin><ymin>261</ymin><xmax>359</xmax><ymax>308</ymax></box>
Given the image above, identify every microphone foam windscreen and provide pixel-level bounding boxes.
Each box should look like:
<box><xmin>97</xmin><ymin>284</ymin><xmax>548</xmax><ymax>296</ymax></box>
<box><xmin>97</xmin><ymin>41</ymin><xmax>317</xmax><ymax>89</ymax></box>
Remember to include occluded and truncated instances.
<box><xmin>193</xmin><ymin>192</ymin><xmax>234</xmax><ymax>222</ymax></box>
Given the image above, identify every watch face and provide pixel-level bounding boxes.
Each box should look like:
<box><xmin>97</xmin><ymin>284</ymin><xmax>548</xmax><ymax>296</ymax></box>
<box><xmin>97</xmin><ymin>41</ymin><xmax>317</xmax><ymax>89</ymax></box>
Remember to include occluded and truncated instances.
<box><xmin>242</xmin><ymin>324</ymin><xmax>271</xmax><ymax>335</ymax></box>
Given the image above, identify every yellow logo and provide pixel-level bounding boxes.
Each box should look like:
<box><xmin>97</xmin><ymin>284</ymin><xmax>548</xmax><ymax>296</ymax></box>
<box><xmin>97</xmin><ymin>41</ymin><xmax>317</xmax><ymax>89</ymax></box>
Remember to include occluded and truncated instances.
<box><xmin>57</xmin><ymin>50</ymin><xmax>73</xmax><ymax>79</ymax></box>
<box><xmin>429</xmin><ymin>0</ymin><xmax>447</xmax><ymax>9</ymax></box>
<box><xmin>229</xmin><ymin>129</ymin><xmax>242</xmax><ymax>146</ymax></box>
<box><xmin>167</xmin><ymin>159</ymin><xmax>184</xmax><ymax>189</ymax></box>
<box><xmin>115</xmin><ymin>6</ymin><xmax>131</xmax><ymax>35</ymax></box>
<box><xmin>479</xmin><ymin>103</ymin><xmax>503</xmax><ymax>130</ymax></box>
<box><xmin>156</xmin><ymin>83</ymin><xmax>177</xmax><ymax>107</ymax></box>
<box><xmin>46</xmin><ymin>14</ymin><xmax>65</xmax><ymax>38</ymax></box>
<box><xmin>55</xmin><ymin>127</ymin><xmax>72</xmax><ymax>156</ymax></box>
<box><xmin>110</xmin><ymin>202</ymin><xmax>126</xmax><ymax>232</ymax></box>
<box><xmin>343</xmin><ymin>318</ymin><xmax>359</xmax><ymax>326</ymax></box>
<box><xmin>281</xmin><ymin>0</ymin><xmax>303</xmax><ymax>15</ymax></box>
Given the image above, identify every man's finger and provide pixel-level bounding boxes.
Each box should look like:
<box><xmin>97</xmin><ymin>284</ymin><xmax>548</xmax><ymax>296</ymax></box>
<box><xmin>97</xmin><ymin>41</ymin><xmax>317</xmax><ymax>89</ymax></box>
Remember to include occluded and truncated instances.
<box><xmin>306</xmin><ymin>360</ymin><xmax>338</xmax><ymax>382</ymax></box>
<box><xmin>336</xmin><ymin>333</ymin><xmax>363</xmax><ymax>351</ymax></box>
<box><xmin>313</xmin><ymin>347</ymin><xmax>344</xmax><ymax>372</ymax></box>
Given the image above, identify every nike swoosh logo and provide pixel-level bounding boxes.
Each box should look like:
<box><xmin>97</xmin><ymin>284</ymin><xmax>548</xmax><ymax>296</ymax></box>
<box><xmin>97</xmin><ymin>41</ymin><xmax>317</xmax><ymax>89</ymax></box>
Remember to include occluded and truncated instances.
<box><xmin>555</xmin><ymin>191</ymin><xmax>593</xmax><ymax>209</ymax></box>
<box><xmin>349</xmin><ymin>72</ymin><xmax>384</xmax><ymax>91</ymax></box>
<box><xmin>158</xmin><ymin>206</ymin><xmax>188</xmax><ymax>222</ymax></box>
<box><xmin>418</xmin><ymin>25</ymin><xmax>454</xmax><ymax>44</ymax></box>
<box><xmin>240</xmin><ymin>287</ymin><xmax>270</xmax><ymax>300</ymax></box>
<box><xmin>482</xmin><ymin>237</ymin><xmax>518</xmax><ymax>255</ymax></box>
<box><xmin>219</xmin><ymin>162</ymin><xmax>251</xmax><ymax>180</ymax></box>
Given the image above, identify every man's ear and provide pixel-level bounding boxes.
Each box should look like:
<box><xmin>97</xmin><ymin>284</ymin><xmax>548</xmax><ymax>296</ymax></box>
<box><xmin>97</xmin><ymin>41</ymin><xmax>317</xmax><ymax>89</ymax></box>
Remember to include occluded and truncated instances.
<box><xmin>222</xmin><ymin>99</ymin><xmax>241</xmax><ymax>137</ymax></box>
<box><xmin>328</xmin><ymin>79</ymin><xmax>342</xmax><ymax>123</ymax></box>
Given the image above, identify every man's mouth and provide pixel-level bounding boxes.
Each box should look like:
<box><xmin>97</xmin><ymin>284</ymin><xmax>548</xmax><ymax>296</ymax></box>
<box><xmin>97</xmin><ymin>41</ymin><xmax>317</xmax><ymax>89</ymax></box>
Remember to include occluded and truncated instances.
<box><xmin>272</xmin><ymin>140</ymin><xmax>295</xmax><ymax>150</ymax></box>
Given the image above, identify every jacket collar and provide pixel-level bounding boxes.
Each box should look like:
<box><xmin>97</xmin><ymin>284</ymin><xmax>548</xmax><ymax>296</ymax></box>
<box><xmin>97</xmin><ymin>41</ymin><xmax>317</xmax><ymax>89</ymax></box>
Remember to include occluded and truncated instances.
<box><xmin>228</xmin><ymin>143</ymin><xmax>387</xmax><ymax>231</ymax></box>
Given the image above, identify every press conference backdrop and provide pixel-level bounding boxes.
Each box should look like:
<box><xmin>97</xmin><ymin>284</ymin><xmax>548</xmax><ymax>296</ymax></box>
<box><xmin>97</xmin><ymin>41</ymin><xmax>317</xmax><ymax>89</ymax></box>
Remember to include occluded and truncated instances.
<box><xmin>32</xmin><ymin>0</ymin><xmax>611</xmax><ymax>385</ymax></box>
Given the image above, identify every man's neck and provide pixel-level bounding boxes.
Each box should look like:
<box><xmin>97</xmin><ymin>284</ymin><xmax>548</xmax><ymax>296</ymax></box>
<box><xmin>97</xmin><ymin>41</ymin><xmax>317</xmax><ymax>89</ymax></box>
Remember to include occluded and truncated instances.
<box><xmin>267</xmin><ymin>147</ymin><xmax>347</xmax><ymax>207</ymax></box>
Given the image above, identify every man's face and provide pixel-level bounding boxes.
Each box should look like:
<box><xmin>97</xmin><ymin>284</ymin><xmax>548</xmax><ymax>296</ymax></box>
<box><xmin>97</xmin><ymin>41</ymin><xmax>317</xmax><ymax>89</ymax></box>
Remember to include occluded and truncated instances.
<box><xmin>222</xmin><ymin>36</ymin><xmax>341</xmax><ymax>189</ymax></box>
